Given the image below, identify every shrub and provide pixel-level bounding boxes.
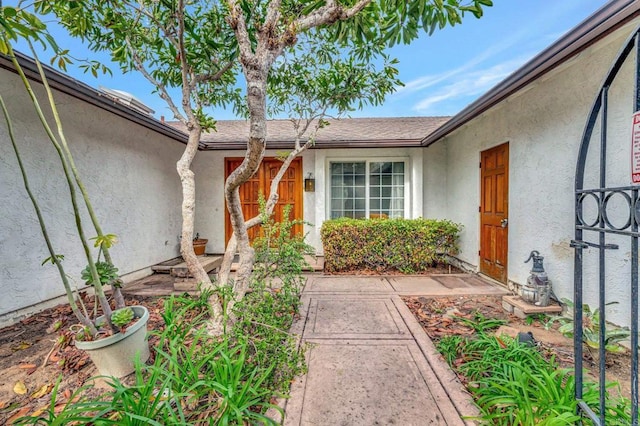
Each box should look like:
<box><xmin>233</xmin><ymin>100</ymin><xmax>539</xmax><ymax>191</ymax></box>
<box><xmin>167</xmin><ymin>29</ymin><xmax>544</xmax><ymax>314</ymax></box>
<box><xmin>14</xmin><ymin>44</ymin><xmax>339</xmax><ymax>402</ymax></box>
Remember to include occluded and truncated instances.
<box><xmin>320</xmin><ymin>218</ymin><xmax>461</xmax><ymax>273</ymax></box>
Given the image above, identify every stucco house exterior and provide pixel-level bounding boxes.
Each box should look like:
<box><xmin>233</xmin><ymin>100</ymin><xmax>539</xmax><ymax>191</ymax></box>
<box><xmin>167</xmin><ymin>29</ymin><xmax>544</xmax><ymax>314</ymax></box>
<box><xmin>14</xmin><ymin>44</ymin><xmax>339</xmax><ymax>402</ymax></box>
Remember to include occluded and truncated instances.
<box><xmin>2</xmin><ymin>0</ymin><xmax>640</xmax><ymax>329</ymax></box>
<box><xmin>0</xmin><ymin>53</ymin><xmax>189</xmax><ymax>325</ymax></box>
<box><xmin>421</xmin><ymin>0</ymin><xmax>640</xmax><ymax>328</ymax></box>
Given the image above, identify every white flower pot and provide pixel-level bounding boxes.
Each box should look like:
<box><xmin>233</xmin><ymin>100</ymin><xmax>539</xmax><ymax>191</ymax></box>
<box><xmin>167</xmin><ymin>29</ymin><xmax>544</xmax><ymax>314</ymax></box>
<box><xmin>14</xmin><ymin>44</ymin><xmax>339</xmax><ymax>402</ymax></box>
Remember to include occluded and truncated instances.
<box><xmin>75</xmin><ymin>305</ymin><xmax>150</xmax><ymax>378</ymax></box>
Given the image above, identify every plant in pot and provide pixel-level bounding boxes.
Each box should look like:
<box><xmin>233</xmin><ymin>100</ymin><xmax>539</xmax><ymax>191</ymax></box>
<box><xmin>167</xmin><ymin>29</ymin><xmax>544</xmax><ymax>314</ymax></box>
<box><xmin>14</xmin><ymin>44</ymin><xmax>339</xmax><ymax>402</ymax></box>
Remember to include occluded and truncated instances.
<box><xmin>1</xmin><ymin>19</ymin><xmax>149</xmax><ymax>378</ymax></box>
<box><xmin>193</xmin><ymin>232</ymin><xmax>208</xmax><ymax>256</ymax></box>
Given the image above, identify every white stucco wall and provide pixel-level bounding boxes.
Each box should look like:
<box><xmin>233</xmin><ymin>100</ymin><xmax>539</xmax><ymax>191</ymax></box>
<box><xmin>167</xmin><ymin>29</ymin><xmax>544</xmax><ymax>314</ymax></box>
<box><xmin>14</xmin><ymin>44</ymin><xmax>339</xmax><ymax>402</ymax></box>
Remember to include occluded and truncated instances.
<box><xmin>426</xmin><ymin>20</ymin><xmax>639</xmax><ymax>327</ymax></box>
<box><xmin>194</xmin><ymin>146</ymin><xmax>424</xmax><ymax>255</ymax></box>
<box><xmin>423</xmin><ymin>141</ymin><xmax>447</xmax><ymax>219</ymax></box>
<box><xmin>0</xmin><ymin>70</ymin><xmax>185</xmax><ymax>324</ymax></box>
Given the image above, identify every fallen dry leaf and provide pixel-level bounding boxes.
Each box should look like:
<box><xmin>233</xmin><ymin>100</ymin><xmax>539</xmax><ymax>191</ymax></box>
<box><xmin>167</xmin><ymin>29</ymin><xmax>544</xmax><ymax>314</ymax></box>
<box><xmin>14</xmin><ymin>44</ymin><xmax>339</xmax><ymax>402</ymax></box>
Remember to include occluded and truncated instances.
<box><xmin>18</xmin><ymin>363</ymin><xmax>37</xmax><ymax>370</ymax></box>
<box><xmin>7</xmin><ymin>406</ymin><xmax>30</xmax><ymax>423</ymax></box>
<box><xmin>13</xmin><ymin>380</ymin><xmax>27</xmax><ymax>395</ymax></box>
<box><xmin>54</xmin><ymin>402</ymin><xmax>68</xmax><ymax>414</ymax></box>
<box><xmin>62</xmin><ymin>389</ymin><xmax>72</xmax><ymax>399</ymax></box>
<box><xmin>12</xmin><ymin>341</ymin><xmax>32</xmax><ymax>351</ymax></box>
<box><xmin>30</xmin><ymin>405</ymin><xmax>49</xmax><ymax>418</ymax></box>
<box><xmin>31</xmin><ymin>383</ymin><xmax>53</xmax><ymax>399</ymax></box>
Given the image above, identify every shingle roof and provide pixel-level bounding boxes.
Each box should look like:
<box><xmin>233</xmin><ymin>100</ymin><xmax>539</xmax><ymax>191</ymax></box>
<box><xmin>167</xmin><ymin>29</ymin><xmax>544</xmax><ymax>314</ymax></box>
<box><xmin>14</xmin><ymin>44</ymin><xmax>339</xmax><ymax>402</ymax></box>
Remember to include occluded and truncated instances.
<box><xmin>169</xmin><ymin>116</ymin><xmax>450</xmax><ymax>150</ymax></box>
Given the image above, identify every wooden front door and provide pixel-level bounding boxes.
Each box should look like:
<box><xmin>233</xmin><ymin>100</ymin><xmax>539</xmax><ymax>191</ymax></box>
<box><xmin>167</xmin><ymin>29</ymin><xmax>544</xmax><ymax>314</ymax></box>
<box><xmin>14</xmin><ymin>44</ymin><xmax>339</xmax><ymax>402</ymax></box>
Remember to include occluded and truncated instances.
<box><xmin>480</xmin><ymin>143</ymin><xmax>509</xmax><ymax>283</ymax></box>
<box><xmin>224</xmin><ymin>157</ymin><xmax>303</xmax><ymax>244</ymax></box>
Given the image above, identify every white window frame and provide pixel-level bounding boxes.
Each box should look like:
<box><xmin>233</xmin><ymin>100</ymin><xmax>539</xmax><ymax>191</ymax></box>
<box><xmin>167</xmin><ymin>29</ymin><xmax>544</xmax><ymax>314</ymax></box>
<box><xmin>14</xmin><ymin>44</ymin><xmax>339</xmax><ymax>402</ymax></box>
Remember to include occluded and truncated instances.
<box><xmin>325</xmin><ymin>157</ymin><xmax>411</xmax><ymax>220</ymax></box>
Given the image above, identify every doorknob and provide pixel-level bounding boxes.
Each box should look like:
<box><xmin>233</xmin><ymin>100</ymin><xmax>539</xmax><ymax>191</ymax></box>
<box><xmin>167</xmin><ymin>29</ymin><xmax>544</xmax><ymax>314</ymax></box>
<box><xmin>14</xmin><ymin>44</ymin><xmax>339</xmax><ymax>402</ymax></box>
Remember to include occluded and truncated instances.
<box><xmin>501</xmin><ymin>218</ymin><xmax>508</xmax><ymax>228</ymax></box>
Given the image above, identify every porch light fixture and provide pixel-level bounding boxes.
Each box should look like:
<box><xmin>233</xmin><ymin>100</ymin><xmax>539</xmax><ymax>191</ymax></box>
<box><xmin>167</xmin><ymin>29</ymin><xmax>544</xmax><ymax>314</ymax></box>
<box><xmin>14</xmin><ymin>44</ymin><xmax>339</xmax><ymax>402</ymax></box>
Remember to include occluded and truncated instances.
<box><xmin>304</xmin><ymin>173</ymin><xmax>315</xmax><ymax>192</ymax></box>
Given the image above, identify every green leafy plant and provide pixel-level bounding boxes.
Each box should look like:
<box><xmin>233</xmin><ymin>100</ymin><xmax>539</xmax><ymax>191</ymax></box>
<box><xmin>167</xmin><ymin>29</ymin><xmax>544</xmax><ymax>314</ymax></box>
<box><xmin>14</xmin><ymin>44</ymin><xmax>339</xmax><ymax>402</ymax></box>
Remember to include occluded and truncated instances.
<box><xmin>228</xmin><ymin>203</ymin><xmax>310</xmax><ymax>394</ymax></box>
<box><xmin>437</xmin><ymin>332</ymin><xmax>634</xmax><ymax>424</ymax></box>
<box><xmin>252</xmin><ymin>195</ymin><xmax>315</xmax><ymax>289</ymax></box>
<box><xmin>321</xmin><ymin>218</ymin><xmax>461</xmax><ymax>273</ymax></box>
<box><xmin>453</xmin><ymin>311</ymin><xmax>507</xmax><ymax>333</ymax></box>
<box><xmin>81</xmin><ymin>261</ymin><xmax>119</xmax><ymax>287</ymax></box>
<box><xmin>525</xmin><ymin>313</ymin><xmax>547</xmax><ymax>326</ymax></box>
<box><xmin>436</xmin><ymin>335</ymin><xmax>466</xmax><ymax>367</ymax></box>
<box><xmin>111</xmin><ymin>308</ymin><xmax>135</xmax><ymax>328</ymax></box>
<box><xmin>21</xmin><ymin>291</ymin><xmax>289</xmax><ymax>424</ymax></box>
<box><xmin>471</xmin><ymin>362</ymin><xmax>615</xmax><ymax>425</ymax></box>
<box><xmin>550</xmin><ymin>299</ymin><xmax>630</xmax><ymax>353</ymax></box>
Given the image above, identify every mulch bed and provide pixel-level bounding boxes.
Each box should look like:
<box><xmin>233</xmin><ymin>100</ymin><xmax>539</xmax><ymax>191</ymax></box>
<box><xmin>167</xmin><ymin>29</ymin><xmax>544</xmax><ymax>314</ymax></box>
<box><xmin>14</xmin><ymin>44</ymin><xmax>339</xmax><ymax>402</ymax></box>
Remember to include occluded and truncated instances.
<box><xmin>0</xmin><ymin>293</ymin><xmax>171</xmax><ymax>424</ymax></box>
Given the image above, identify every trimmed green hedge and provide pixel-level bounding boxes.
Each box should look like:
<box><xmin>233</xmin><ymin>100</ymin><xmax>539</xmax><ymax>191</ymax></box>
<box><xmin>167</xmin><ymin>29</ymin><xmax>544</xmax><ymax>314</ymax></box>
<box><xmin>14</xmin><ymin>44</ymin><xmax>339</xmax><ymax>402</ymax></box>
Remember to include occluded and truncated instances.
<box><xmin>320</xmin><ymin>218</ymin><xmax>462</xmax><ymax>274</ymax></box>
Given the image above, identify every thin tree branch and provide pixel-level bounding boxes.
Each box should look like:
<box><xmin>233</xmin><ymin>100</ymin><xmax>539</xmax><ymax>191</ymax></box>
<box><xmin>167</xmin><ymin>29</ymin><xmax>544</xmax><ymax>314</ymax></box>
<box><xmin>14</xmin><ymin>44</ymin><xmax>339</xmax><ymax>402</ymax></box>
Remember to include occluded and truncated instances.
<box><xmin>123</xmin><ymin>37</ymin><xmax>186</xmax><ymax>124</ymax></box>
<box><xmin>193</xmin><ymin>60</ymin><xmax>235</xmax><ymax>86</ymax></box>
<box><xmin>293</xmin><ymin>0</ymin><xmax>372</xmax><ymax>32</ymax></box>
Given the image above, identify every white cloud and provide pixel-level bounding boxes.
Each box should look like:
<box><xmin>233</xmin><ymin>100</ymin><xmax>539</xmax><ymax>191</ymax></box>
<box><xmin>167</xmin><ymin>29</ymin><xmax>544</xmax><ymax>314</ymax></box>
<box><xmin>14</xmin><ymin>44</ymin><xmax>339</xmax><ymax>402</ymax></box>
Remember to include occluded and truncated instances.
<box><xmin>412</xmin><ymin>57</ymin><xmax>530</xmax><ymax>113</ymax></box>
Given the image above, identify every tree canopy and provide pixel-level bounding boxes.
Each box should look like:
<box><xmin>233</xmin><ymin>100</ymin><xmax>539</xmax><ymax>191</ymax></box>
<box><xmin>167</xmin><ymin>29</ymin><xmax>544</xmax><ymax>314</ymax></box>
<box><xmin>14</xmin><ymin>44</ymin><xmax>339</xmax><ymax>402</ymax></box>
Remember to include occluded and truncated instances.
<box><xmin>6</xmin><ymin>0</ymin><xmax>492</xmax><ymax>330</ymax></box>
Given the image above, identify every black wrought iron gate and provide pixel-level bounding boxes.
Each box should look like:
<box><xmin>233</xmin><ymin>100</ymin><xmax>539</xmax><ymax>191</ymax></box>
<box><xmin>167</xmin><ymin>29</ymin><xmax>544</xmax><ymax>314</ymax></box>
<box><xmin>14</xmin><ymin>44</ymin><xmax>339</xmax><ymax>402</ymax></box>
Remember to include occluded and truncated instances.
<box><xmin>573</xmin><ymin>25</ymin><xmax>640</xmax><ymax>424</ymax></box>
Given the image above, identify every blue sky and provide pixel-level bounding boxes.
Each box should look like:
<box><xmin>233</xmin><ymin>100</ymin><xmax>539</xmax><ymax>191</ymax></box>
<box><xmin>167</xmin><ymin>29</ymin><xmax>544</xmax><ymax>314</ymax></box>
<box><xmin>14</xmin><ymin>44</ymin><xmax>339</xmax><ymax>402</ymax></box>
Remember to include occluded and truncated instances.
<box><xmin>9</xmin><ymin>0</ymin><xmax>610</xmax><ymax>120</ymax></box>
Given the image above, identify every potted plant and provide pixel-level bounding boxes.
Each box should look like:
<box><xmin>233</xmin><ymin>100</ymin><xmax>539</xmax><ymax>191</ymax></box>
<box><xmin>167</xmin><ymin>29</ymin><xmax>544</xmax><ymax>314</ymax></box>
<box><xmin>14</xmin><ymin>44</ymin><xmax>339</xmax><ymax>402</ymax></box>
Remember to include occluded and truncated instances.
<box><xmin>1</xmin><ymin>26</ymin><xmax>149</xmax><ymax>378</ymax></box>
<box><xmin>193</xmin><ymin>232</ymin><xmax>208</xmax><ymax>256</ymax></box>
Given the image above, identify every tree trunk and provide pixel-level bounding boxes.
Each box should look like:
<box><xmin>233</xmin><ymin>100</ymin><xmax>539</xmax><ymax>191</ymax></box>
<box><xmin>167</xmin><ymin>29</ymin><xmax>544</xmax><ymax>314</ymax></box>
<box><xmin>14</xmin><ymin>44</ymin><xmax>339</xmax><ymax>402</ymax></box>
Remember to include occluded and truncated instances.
<box><xmin>177</xmin><ymin>125</ymin><xmax>224</xmax><ymax>332</ymax></box>
<box><xmin>223</xmin><ymin>65</ymin><xmax>268</xmax><ymax>310</ymax></box>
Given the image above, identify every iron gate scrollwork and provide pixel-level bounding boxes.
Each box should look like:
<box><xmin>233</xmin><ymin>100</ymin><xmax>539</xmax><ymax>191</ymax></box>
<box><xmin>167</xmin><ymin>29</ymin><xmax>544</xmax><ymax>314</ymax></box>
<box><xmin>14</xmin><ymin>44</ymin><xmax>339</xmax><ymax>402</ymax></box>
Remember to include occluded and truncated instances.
<box><xmin>573</xmin><ymin>25</ymin><xmax>640</xmax><ymax>424</ymax></box>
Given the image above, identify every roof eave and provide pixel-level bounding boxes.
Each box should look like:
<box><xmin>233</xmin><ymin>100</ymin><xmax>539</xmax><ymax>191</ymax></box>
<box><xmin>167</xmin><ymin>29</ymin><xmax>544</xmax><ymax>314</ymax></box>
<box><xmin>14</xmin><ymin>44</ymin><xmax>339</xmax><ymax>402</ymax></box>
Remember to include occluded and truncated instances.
<box><xmin>0</xmin><ymin>52</ymin><xmax>188</xmax><ymax>145</ymax></box>
<box><xmin>199</xmin><ymin>138</ymin><xmax>425</xmax><ymax>151</ymax></box>
<box><xmin>420</xmin><ymin>0</ymin><xmax>640</xmax><ymax>147</ymax></box>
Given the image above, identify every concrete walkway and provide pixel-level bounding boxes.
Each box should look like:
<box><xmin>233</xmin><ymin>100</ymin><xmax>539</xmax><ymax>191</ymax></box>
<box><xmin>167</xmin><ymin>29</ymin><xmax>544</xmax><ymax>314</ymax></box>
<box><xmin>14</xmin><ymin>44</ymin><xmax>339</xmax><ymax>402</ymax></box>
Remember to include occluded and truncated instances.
<box><xmin>278</xmin><ymin>274</ymin><xmax>509</xmax><ymax>426</ymax></box>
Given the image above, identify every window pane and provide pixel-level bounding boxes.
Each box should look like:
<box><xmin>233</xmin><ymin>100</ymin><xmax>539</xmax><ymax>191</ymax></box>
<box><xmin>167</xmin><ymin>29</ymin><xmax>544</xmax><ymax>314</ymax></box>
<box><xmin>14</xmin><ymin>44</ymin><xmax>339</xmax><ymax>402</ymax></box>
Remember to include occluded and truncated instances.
<box><xmin>330</xmin><ymin>162</ymin><xmax>366</xmax><ymax>219</ymax></box>
<box><xmin>332</xmin><ymin>160</ymin><xmax>405</xmax><ymax>219</ymax></box>
<box><xmin>369</xmin><ymin>161</ymin><xmax>404</xmax><ymax>219</ymax></box>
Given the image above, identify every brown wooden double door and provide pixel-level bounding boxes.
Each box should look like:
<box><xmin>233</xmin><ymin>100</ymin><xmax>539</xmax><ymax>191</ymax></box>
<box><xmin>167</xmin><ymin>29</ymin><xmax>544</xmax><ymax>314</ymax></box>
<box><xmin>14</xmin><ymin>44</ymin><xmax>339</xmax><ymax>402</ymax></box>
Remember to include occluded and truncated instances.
<box><xmin>480</xmin><ymin>143</ymin><xmax>509</xmax><ymax>283</ymax></box>
<box><xmin>224</xmin><ymin>157</ymin><xmax>303</xmax><ymax>244</ymax></box>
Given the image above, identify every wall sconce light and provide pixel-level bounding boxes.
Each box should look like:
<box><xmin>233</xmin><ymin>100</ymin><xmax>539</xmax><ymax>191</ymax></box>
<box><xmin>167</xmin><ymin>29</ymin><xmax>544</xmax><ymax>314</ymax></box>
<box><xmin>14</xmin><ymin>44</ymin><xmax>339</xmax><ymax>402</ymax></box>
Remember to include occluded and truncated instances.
<box><xmin>304</xmin><ymin>173</ymin><xmax>315</xmax><ymax>192</ymax></box>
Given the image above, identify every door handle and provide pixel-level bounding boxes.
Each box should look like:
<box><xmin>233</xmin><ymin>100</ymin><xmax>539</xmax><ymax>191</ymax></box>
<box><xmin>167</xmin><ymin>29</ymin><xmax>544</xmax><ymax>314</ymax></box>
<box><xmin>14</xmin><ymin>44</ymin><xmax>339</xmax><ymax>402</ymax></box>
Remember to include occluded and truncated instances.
<box><xmin>501</xmin><ymin>218</ymin><xmax>508</xmax><ymax>228</ymax></box>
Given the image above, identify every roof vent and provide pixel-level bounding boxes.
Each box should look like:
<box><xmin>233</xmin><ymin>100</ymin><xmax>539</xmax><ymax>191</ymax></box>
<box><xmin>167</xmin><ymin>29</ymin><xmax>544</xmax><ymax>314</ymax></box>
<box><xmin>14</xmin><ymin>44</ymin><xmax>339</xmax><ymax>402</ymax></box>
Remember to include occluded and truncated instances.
<box><xmin>98</xmin><ymin>86</ymin><xmax>155</xmax><ymax>116</ymax></box>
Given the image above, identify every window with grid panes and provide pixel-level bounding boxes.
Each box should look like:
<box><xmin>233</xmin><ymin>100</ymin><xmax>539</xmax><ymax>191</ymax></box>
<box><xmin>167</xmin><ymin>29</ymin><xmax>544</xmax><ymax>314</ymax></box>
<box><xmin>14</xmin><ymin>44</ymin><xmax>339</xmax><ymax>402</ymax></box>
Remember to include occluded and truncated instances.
<box><xmin>329</xmin><ymin>161</ymin><xmax>405</xmax><ymax>219</ymax></box>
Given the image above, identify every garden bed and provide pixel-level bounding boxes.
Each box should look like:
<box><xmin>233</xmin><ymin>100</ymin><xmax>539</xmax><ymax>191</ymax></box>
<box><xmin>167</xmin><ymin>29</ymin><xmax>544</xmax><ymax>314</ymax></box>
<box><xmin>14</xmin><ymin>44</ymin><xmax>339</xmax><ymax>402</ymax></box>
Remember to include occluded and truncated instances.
<box><xmin>0</xmin><ymin>283</ymin><xmax>304</xmax><ymax>424</ymax></box>
<box><xmin>0</xmin><ymin>294</ymin><xmax>163</xmax><ymax>423</ymax></box>
<box><xmin>404</xmin><ymin>295</ymin><xmax>634</xmax><ymax>421</ymax></box>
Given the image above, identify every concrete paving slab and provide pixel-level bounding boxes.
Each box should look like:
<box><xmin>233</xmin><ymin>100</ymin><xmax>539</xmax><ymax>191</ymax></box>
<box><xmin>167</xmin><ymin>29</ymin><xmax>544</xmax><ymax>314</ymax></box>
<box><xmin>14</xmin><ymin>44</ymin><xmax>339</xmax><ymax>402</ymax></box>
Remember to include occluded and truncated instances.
<box><xmin>305</xmin><ymin>276</ymin><xmax>394</xmax><ymax>293</ymax></box>
<box><xmin>274</xmin><ymin>273</ymin><xmax>502</xmax><ymax>425</ymax></box>
<box><xmin>388</xmin><ymin>274</ymin><xmax>508</xmax><ymax>296</ymax></box>
<box><xmin>391</xmin><ymin>296</ymin><xmax>480</xmax><ymax>424</ymax></box>
<box><xmin>305</xmin><ymin>297</ymin><xmax>409</xmax><ymax>339</ymax></box>
<box><xmin>285</xmin><ymin>340</ymin><xmax>461</xmax><ymax>426</ymax></box>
